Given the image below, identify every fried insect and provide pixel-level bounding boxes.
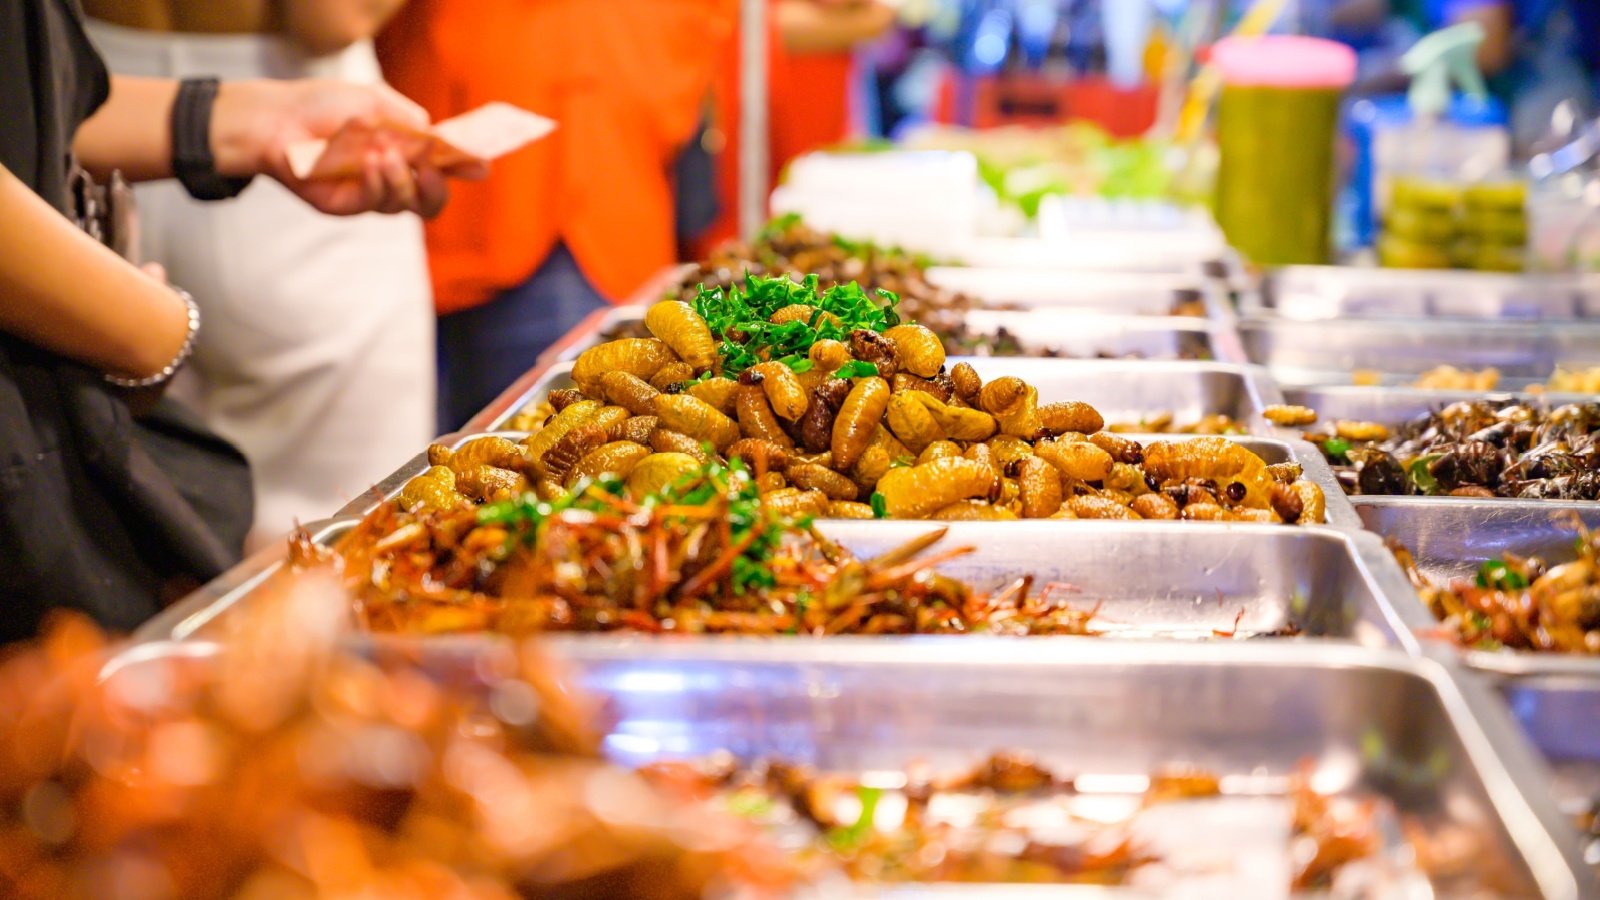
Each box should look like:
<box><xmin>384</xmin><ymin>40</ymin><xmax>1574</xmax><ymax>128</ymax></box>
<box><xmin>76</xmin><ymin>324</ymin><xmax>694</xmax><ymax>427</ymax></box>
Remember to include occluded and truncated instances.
<box><xmin>784</xmin><ymin>463</ymin><xmax>859</xmax><ymax>501</ymax></box>
<box><xmin>892</xmin><ymin>371</ymin><xmax>953</xmax><ymax>403</ymax></box>
<box><xmin>1039</xmin><ymin>401</ymin><xmax>1106</xmax><ymax>437</ymax></box>
<box><xmin>736</xmin><ymin>384</ymin><xmax>795</xmax><ymax>447</ymax></box>
<box><xmin>454</xmin><ymin>464</ymin><xmax>529</xmax><ymax>502</ymax></box>
<box><xmin>763</xmin><ymin>487</ymin><xmax>830</xmax><ymax>519</ymax></box>
<box><xmin>524</xmin><ymin>399</ymin><xmax>603</xmax><ymax>463</ymax></box>
<box><xmin>540</xmin><ymin>423</ymin><xmax>609</xmax><ymax>483</ymax></box>
<box><xmin>916</xmin><ymin>440</ymin><xmax>962</xmax><ymax>464</ymax></box>
<box><xmin>882</xmin><ymin>323</ymin><xmax>945</xmax><ymax>377</ymax></box>
<box><xmin>850</xmin><ymin>426</ymin><xmax>912</xmax><ymax>491</ymax></box>
<box><xmin>644</xmin><ymin>299</ymin><xmax>717</xmax><ymax>368</ymax></box>
<box><xmin>978</xmin><ymin>376</ymin><xmax>1041</xmax><ymax>438</ymax></box>
<box><xmin>986</xmin><ymin>434</ymin><xmax>1034</xmax><ymax>470</ymax></box>
<box><xmin>1143</xmin><ymin>438</ymin><xmax>1273</xmax><ymax>509</ymax></box>
<box><xmin>932</xmin><ymin>500</ymin><xmax>1019</xmax><ymax>520</ymax></box>
<box><xmin>1130</xmin><ymin>492</ymin><xmax>1179</xmax><ymax>520</ymax></box>
<box><xmin>799</xmin><ymin>378</ymin><xmax>851</xmax><ymax>453</ymax></box>
<box><xmin>808</xmin><ymin>338</ymin><xmax>852</xmax><ymax>374</ymax></box>
<box><xmin>1016</xmin><ymin>456</ymin><xmax>1063</xmax><ymax>519</ymax></box>
<box><xmin>1089</xmin><ymin>431</ymin><xmax>1144</xmax><ymax>464</ymax></box>
<box><xmin>726</xmin><ymin>438</ymin><xmax>792</xmax><ymax>472</ymax></box>
<box><xmin>654</xmin><ymin>393</ymin><xmax>740</xmax><ymax>451</ymax></box>
<box><xmin>650</xmin><ymin>428</ymin><xmax>715</xmax><ymax>462</ymax></box>
<box><xmin>1289</xmin><ymin>480</ymin><xmax>1326</xmax><ymax>524</ymax></box>
<box><xmin>568</xmin><ymin>441</ymin><xmax>652</xmax><ymax>486</ymax></box>
<box><xmin>686</xmin><ymin>376</ymin><xmax>741</xmax><ymax>413</ymax></box>
<box><xmin>396</xmin><ymin>465</ymin><xmax>470</xmax><ymax>512</ymax></box>
<box><xmin>885</xmin><ymin>390</ymin><xmax>944</xmax><ymax>452</ymax></box>
<box><xmin>948</xmin><ymin>361</ymin><xmax>983</xmax><ymax>405</ymax></box>
<box><xmin>918</xmin><ymin>392</ymin><xmax>997</xmax><ymax>441</ymax></box>
<box><xmin>849</xmin><ymin>329</ymin><xmax>899</xmax><ymax>380</ymax></box>
<box><xmin>1334</xmin><ymin>420</ymin><xmax>1389</xmax><ymax>442</ymax></box>
<box><xmin>547</xmin><ymin>387</ymin><xmax>585</xmax><ymax>412</ymax></box>
<box><xmin>598</xmin><ymin>371</ymin><xmax>661</xmax><ymax>416</ymax></box>
<box><xmin>650</xmin><ymin>360</ymin><xmax>698</xmax><ymax>391</ymax></box>
<box><xmin>1068</xmin><ymin>495</ymin><xmax>1140</xmax><ymax>519</ymax></box>
<box><xmin>614</xmin><ymin>414</ymin><xmax>658</xmax><ymax>445</ymax></box>
<box><xmin>831</xmin><ymin>376</ymin><xmax>892</xmax><ymax>470</ymax></box>
<box><xmin>770</xmin><ymin>303</ymin><xmax>838</xmax><ymax>327</ymax></box>
<box><xmin>1035</xmin><ymin>438</ymin><xmax>1114</xmax><ymax>483</ymax></box>
<box><xmin>571</xmin><ymin>338</ymin><xmax>676</xmax><ymax>395</ymax></box>
<box><xmin>1264</xmin><ymin>404</ymin><xmax>1318</xmax><ymax>427</ymax></box>
<box><xmin>429</xmin><ymin>435</ymin><xmax>523</xmax><ymax>473</ymax></box>
<box><xmin>827</xmin><ymin>500</ymin><xmax>876</xmax><ymax>519</ymax></box>
<box><xmin>747</xmin><ymin>361</ymin><xmax>809</xmax><ymax>420</ymax></box>
<box><xmin>876</xmin><ymin>456</ymin><xmax>998</xmax><ymax>518</ymax></box>
<box><xmin>625</xmin><ymin>452</ymin><xmax>701</xmax><ymax>497</ymax></box>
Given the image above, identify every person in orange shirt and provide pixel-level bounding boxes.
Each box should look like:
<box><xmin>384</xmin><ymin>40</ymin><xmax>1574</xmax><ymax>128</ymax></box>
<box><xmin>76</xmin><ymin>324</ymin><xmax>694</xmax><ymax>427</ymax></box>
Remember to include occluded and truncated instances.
<box><xmin>377</xmin><ymin>0</ymin><xmax>735</xmax><ymax>431</ymax></box>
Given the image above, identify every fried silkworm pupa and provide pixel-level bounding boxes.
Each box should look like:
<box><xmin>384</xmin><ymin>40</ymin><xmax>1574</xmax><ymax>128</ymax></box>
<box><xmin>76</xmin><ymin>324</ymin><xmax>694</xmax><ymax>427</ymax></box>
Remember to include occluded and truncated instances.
<box><xmin>649</xmin><ymin>428</ymin><xmax>715</xmax><ymax>462</ymax></box>
<box><xmin>571</xmin><ymin>338</ymin><xmax>676</xmax><ymax>396</ymax></box>
<box><xmin>736</xmin><ymin>385</ymin><xmax>794</xmax><ymax>447</ymax></box>
<box><xmin>524</xmin><ymin>400</ymin><xmax>603</xmax><ymax>464</ymax></box>
<box><xmin>547</xmin><ymin>387</ymin><xmax>586</xmax><ymax>412</ymax></box>
<box><xmin>625</xmin><ymin>452</ymin><xmax>701</xmax><ymax>498</ymax></box>
<box><xmin>770</xmin><ymin>303</ymin><xmax>838</xmax><ymax>327</ymax></box>
<box><xmin>613</xmin><ymin>414</ymin><xmax>658</xmax><ymax>445</ymax></box>
<box><xmin>653</xmin><ymin>393</ymin><xmax>740</xmax><ymax>451</ymax></box>
<box><xmin>892</xmin><ymin>371</ymin><xmax>952</xmax><ymax>404</ymax></box>
<box><xmin>431</xmin><ymin>435</ymin><xmax>523</xmax><ymax>472</ymax></box>
<box><xmin>1263</xmin><ymin>404</ymin><xmax>1317</xmax><ymax>427</ymax></box>
<box><xmin>746</xmin><ymin>361</ymin><xmax>809</xmax><ymax>420</ymax></box>
<box><xmin>540</xmin><ymin>423</ymin><xmax>610</xmax><ymax>483</ymax></box>
<box><xmin>726</xmin><ymin>437</ymin><xmax>792</xmax><ymax>472</ymax></box>
<box><xmin>1290</xmin><ymin>480</ymin><xmax>1326</xmax><ymax>523</ymax></box>
<box><xmin>397</xmin><ymin>465</ymin><xmax>469</xmax><ymax>512</ymax></box>
<box><xmin>1143</xmin><ymin>437</ymin><xmax>1272</xmax><ymax>509</ymax></box>
<box><xmin>932</xmin><ymin>500</ymin><xmax>1018</xmax><ymax>520</ymax></box>
<box><xmin>831</xmin><ymin>376</ymin><xmax>891</xmax><ymax>471</ymax></box>
<box><xmin>977</xmin><ymin>376</ymin><xmax>1041</xmax><ymax>438</ymax></box>
<box><xmin>764</xmin><ymin>487</ymin><xmax>830</xmax><ymax>519</ymax></box>
<box><xmin>875</xmin><ymin>456</ymin><xmax>997</xmax><ymax>518</ymax></box>
<box><xmin>567</xmin><ymin>441</ymin><xmax>652</xmax><ymax>487</ymax></box>
<box><xmin>827</xmin><ymin>500</ymin><xmax>876</xmax><ymax>519</ymax></box>
<box><xmin>784</xmin><ymin>462</ymin><xmax>858</xmax><ymax>501</ymax></box>
<box><xmin>686</xmin><ymin>377</ymin><xmax>741</xmax><ymax>414</ymax></box>
<box><xmin>596</xmin><ymin>371</ymin><xmax>660</xmax><ymax>415</ymax></box>
<box><xmin>1016</xmin><ymin>456</ymin><xmax>1063</xmax><ymax>519</ymax></box>
<box><xmin>1130</xmin><ymin>492</ymin><xmax>1179</xmax><ymax>520</ymax></box>
<box><xmin>1068</xmin><ymin>495</ymin><xmax>1139</xmax><ymax>519</ymax></box>
<box><xmin>1035</xmin><ymin>438</ymin><xmax>1114</xmax><ymax>483</ymax></box>
<box><xmin>455</xmin><ymin>464</ymin><xmax>529</xmax><ymax>502</ymax></box>
<box><xmin>986</xmin><ymin>434</ymin><xmax>1034</xmax><ymax>470</ymax></box>
<box><xmin>849</xmin><ymin>329</ymin><xmax>899</xmax><ymax>380</ymax></box>
<box><xmin>649</xmin><ymin>361</ymin><xmax>697</xmax><ymax>392</ymax></box>
<box><xmin>948</xmin><ymin>361</ymin><xmax>983</xmax><ymax>405</ymax></box>
<box><xmin>882</xmin><ymin>323</ymin><xmax>945</xmax><ymax>377</ymax></box>
<box><xmin>917</xmin><ymin>393</ymin><xmax>997</xmax><ymax>442</ymax></box>
<box><xmin>644</xmin><ymin>299</ymin><xmax>717</xmax><ymax>368</ymax></box>
<box><xmin>885</xmin><ymin>390</ymin><xmax>944</xmax><ymax>452</ymax></box>
<box><xmin>1088</xmin><ymin>431</ymin><xmax>1143</xmax><ymax>464</ymax></box>
<box><xmin>916</xmin><ymin>440</ymin><xmax>962</xmax><ymax>464</ymax></box>
<box><xmin>849</xmin><ymin>426</ymin><xmax>911</xmax><ymax>492</ymax></box>
<box><xmin>1037</xmin><ymin>401</ymin><xmax>1103</xmax><ymax>438</ymax></box>
<box><xmin>808</xmin><ymin>338</ymin><xmax>852</xmax><ymax>375</ymax></box>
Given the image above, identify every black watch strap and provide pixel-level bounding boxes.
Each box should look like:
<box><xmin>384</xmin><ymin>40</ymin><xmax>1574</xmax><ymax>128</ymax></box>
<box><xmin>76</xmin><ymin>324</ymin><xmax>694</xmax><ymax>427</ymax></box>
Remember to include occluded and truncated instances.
<box><xmin>171</xmin><ymin>78</ymin><xmax>255</xmax><ymax>202</ymax></box>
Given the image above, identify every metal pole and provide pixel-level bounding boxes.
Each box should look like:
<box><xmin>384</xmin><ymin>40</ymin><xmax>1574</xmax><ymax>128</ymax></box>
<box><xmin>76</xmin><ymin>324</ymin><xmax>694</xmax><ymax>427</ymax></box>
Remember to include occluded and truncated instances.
<box><xmin>738</xmin><ymin>0</ymin><xmax>768</xmax><ymax>240</ymax></box>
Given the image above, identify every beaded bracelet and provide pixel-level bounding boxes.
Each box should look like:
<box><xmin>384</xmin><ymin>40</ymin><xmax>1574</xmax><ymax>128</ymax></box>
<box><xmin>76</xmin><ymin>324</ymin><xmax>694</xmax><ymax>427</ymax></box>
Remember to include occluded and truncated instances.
<box><xmin>106</xmin><ymin>286</ymin><xmax>201</xmax><ymax>389</ymax></box>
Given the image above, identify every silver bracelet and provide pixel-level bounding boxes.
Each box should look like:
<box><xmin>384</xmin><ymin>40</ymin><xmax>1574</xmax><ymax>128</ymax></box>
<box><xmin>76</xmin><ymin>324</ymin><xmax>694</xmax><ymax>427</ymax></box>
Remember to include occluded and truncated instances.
<box><xmin>106</xmin><ymin>286</ymin><xmax>201</xmax><ymax>389</ymax></box>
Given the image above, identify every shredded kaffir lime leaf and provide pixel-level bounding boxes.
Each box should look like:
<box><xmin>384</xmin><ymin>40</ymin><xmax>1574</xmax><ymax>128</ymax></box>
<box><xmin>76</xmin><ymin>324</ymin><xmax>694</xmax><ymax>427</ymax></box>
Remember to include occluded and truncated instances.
<box><xmin>693</xmin><ymin>273</ymin><xmax>902</xmax><ymax>376</ymax></box>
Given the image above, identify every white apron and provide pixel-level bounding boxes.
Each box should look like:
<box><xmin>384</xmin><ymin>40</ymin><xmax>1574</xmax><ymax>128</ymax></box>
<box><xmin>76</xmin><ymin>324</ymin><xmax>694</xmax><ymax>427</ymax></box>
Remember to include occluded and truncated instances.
<box><xmin>87</xmin><ymin>21</ymin><xmax>435</xmax><ymax>550</ymax></box>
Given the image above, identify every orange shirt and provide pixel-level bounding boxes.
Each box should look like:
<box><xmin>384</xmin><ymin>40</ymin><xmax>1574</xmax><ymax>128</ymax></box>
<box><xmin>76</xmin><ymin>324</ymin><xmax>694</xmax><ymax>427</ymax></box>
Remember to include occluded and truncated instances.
<box><xmin>377</xmin><ymin>0</ymin><xmax>735</xmax><ymax>313</ymax></box>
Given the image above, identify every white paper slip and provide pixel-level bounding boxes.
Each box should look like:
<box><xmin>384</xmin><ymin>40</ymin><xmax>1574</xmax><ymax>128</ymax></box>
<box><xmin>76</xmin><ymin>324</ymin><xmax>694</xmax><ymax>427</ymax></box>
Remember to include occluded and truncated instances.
<box><xmin>287</xmin><ymin>102</ymin><xmax>556</xmax><ymax>181</ymax></box>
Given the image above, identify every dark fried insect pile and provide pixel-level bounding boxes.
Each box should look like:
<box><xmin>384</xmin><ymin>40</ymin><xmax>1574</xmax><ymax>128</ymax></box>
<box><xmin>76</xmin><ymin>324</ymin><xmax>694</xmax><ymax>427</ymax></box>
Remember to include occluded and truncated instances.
<box><xmin>1311</xmin><ymin>399</ymin><xmax>1600</xmax><ymax>499</ymax></box>
<box><xmin>470</xmin><ymin>275</ymin><xmax>1328</xmax><ymax>524</ymax></box>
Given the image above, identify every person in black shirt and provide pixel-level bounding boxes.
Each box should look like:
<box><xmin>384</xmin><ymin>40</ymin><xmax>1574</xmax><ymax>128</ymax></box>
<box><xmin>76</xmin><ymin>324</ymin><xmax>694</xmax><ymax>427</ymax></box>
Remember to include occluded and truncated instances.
<box><xmin>0</xmin><ymin>0</ymin><xmax>481</xmax><ymax>641</ymax></box>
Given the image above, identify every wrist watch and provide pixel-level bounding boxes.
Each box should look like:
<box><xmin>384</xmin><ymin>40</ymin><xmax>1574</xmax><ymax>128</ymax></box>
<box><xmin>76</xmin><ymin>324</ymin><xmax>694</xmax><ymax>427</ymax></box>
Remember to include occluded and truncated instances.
<box><xmin>171</xmin><ymin>78</ymin><xmax>255</xmax><ymax>202</ymax></box>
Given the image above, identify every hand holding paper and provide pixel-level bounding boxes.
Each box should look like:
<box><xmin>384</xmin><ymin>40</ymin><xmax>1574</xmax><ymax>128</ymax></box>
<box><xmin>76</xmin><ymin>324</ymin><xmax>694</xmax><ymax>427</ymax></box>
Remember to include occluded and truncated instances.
<box><xmin>287</xmin><ymin>102</ymin><xmax>557</xmax><ymax>181</ymax></box>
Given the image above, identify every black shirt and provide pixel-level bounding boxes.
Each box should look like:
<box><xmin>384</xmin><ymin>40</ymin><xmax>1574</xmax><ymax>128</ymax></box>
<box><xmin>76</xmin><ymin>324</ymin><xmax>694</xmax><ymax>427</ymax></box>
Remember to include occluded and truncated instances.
<box><xmin>0</xmin><ymin>0</ymin><xmax>251</xmax><ymax>642</ymax></box>
<box><xmin>0</xmin><ymin>0</ymin><xmax>108</xmax><ymax>213</ymax></box>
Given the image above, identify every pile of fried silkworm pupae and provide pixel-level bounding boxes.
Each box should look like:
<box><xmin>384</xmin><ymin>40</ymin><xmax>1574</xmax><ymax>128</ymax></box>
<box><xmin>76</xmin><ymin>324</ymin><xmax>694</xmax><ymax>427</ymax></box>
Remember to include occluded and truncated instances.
<box><xmin>403</xmin><ymin>274</ymin><xmax>1326</xmax><ymax>524</ymax></box>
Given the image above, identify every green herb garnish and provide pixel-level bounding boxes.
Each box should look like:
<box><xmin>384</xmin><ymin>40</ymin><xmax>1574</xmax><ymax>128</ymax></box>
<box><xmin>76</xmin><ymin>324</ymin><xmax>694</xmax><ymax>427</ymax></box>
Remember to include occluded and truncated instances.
<box><xmin>692</xmin><ymin>274</ymin><xmax>901</xmax><ymax>376</ymax></box>
<box><xmin>1475</xmin><ymin>559</ymin><xmax>1529</xmax><ymax>591</ymax></box>
<box><xmin>831</xmin><ymin>360</ymin><xmax>880</xmax><ymax>380</ymax></box>
<box><xmin>1407</xmin><ymin>455</ymin><xmax>1441</xmax><ymax>494</ymax></box>
<box><xmin>870</xmin><ymin>492</ymin><xmax>888</xmax><ymax>519</ymax></box>
<box><xmin>823</xmin><ymin>786</ymin><xmax>883</xmax><ymax>851</ymax></box>
<box><xmin>1321</xmin><ymin>438</ymin><xmax>1351</xmax><ymax>463</ymax></box>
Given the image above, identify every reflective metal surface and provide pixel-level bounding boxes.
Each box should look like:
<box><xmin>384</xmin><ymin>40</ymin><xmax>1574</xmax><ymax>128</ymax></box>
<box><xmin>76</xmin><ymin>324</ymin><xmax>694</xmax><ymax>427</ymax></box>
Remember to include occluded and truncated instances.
<box><xmin>1252</xmin><ymin>266</ymin><xmax>1600</xmax><ymax>321</ymax></box>
<box><xmin>923</xmin><ymin>267</ymin><xmax>1227</xmax><ymax>316</ymax></box>
<box><xmin>1239</xmin><ymin>317</ymin><xmax>1600</xmax><ymax>388</ymax></box>
<box><xmin>1281</xmin><ymin>384</ymin><xmax>1600</xmax><ymax>429</ymax></box>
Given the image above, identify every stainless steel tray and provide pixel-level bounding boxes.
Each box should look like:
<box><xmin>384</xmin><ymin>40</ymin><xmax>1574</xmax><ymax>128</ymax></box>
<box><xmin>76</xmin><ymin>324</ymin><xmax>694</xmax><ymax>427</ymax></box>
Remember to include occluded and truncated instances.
<box><xmin>1495</xmin><ymin>670</ymin><xmax>1600</xmax><ymax>869</ymax></box>
<box><xmin>1280</xmin><ymin>384</ymin><xmax>1600</xmax><ymax>430</ymax></box>
<box><xmin>1251</xmin><ymin>265</ymin><xmax>1600</xmax><ymax>321</ymax></box>
<box><xmin>136</xmin><ymin>518</ymin><xmax>1410</xmax><ymax>650</ymax></box>
<box><xmin>1240</xmin><ymin>316</ymin><xmax>1600</xmax><ymax>389</ymax></box>
<box><xmin>98</xmin><ymin>639</ymin><xmax>1588</xmax><ymax>896</ymax></box>
<box><xmin>476</xmin><ymin>357</ymin><xmax>1284</xmax><ymax>434</ymax></box>
<box><xmin>923</xmin><ymin>266</ymin><xmax>1232</xmax><ymax>318</ymax></box>
<box><xmin>554</xmin><ymin>307</ymin><xmax>1250</xmax><ymax>366</ymax></box>
<box><xmin>1356</xmin><ymin>498</ymin><xmax>1600</xmax><ymax>682</ymax></box>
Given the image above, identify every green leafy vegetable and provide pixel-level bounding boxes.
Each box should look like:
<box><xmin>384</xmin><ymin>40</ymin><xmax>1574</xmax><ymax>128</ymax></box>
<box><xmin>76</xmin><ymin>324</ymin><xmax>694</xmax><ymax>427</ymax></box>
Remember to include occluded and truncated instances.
<box><xmin>870</xmin><ymin>492</ymin><xmax>888</xmax><ymax>519</ymax></box>
<box><xmin>691</xmin><ymin>274</ymin><xmax>902</xmax><ymax>376</ymax></box>
<box><xmin>1475</xmin><ymin>559</ymin><xmax>1529</xmax><ymax>591</ymax></box>
<box><xmin>824</xmin><ymin>786</ymin><xmax>883</xmax><ymax>851</ymax></box>
<box><xmin>831</xmin><ymin>360</ymin><xmax>880</xmax><ymax>379</ymax></box>
<box><xmin>1321</xmin><ymin>438</ymin><xmax>1351</xmax><ymax>462</ymax></box>
<box><xmin>1407</xmin><ymin>455</ymin><xmax>1441</xmax><ymax>494</ymax></box>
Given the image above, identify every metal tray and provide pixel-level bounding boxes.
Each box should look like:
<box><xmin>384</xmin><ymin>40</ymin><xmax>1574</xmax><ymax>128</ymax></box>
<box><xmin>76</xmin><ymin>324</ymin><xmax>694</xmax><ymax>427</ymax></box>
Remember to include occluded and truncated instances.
<box><xmin>1355</xmin><ymin>498</ymin><xmax>1600</xmax><ymax>681</ymax></box>
<box><xmin>96</xmin><ymin>639</ymin><xmax>1588</xmax><ymax>897</ymax></box>
<box><xmin>1251</xmin><ymin>266</ymin><xmax>1600</xmax><ymax>321</ymax></box>
<box><xmin>476</xmin><ymin>357</ymin><xmax>1283</xmax><ymax>434</ymax></box>
<box><xmin>137</xmin><ymin>517</ymin><xmax>1410</xmax><ymax>651</ymax></box>
<box><xmin>923</xmin><ymin>267</ymin><xmax>1230</xmax><ymax>318</ymax></box>
<box><xmin>1239</xmin><ymin>317</ymin><xmax>1600</xmax><ymax>389</ymax></box>
<box><xmin>553</xmin><ymin>307</ymin><xmax>1249</xmax><ymax>367</ymax></box>
<box><xmin>1494</xmin><ymin>670</ymin><xmax>1600</xmax><ymax>869</ymax></box>
<box><xmin>1280</xmin><ymin>384</ymin><xmax>1600</xmax><ymax>430</ymax></box>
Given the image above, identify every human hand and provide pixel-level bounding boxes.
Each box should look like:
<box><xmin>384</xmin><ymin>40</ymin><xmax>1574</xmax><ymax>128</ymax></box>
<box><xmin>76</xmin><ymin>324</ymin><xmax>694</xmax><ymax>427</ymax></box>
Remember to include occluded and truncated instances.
<box><xmin>211</xmin><ymin>80</ymin><xmax>487</xmax><ymax>218</ymax></box>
